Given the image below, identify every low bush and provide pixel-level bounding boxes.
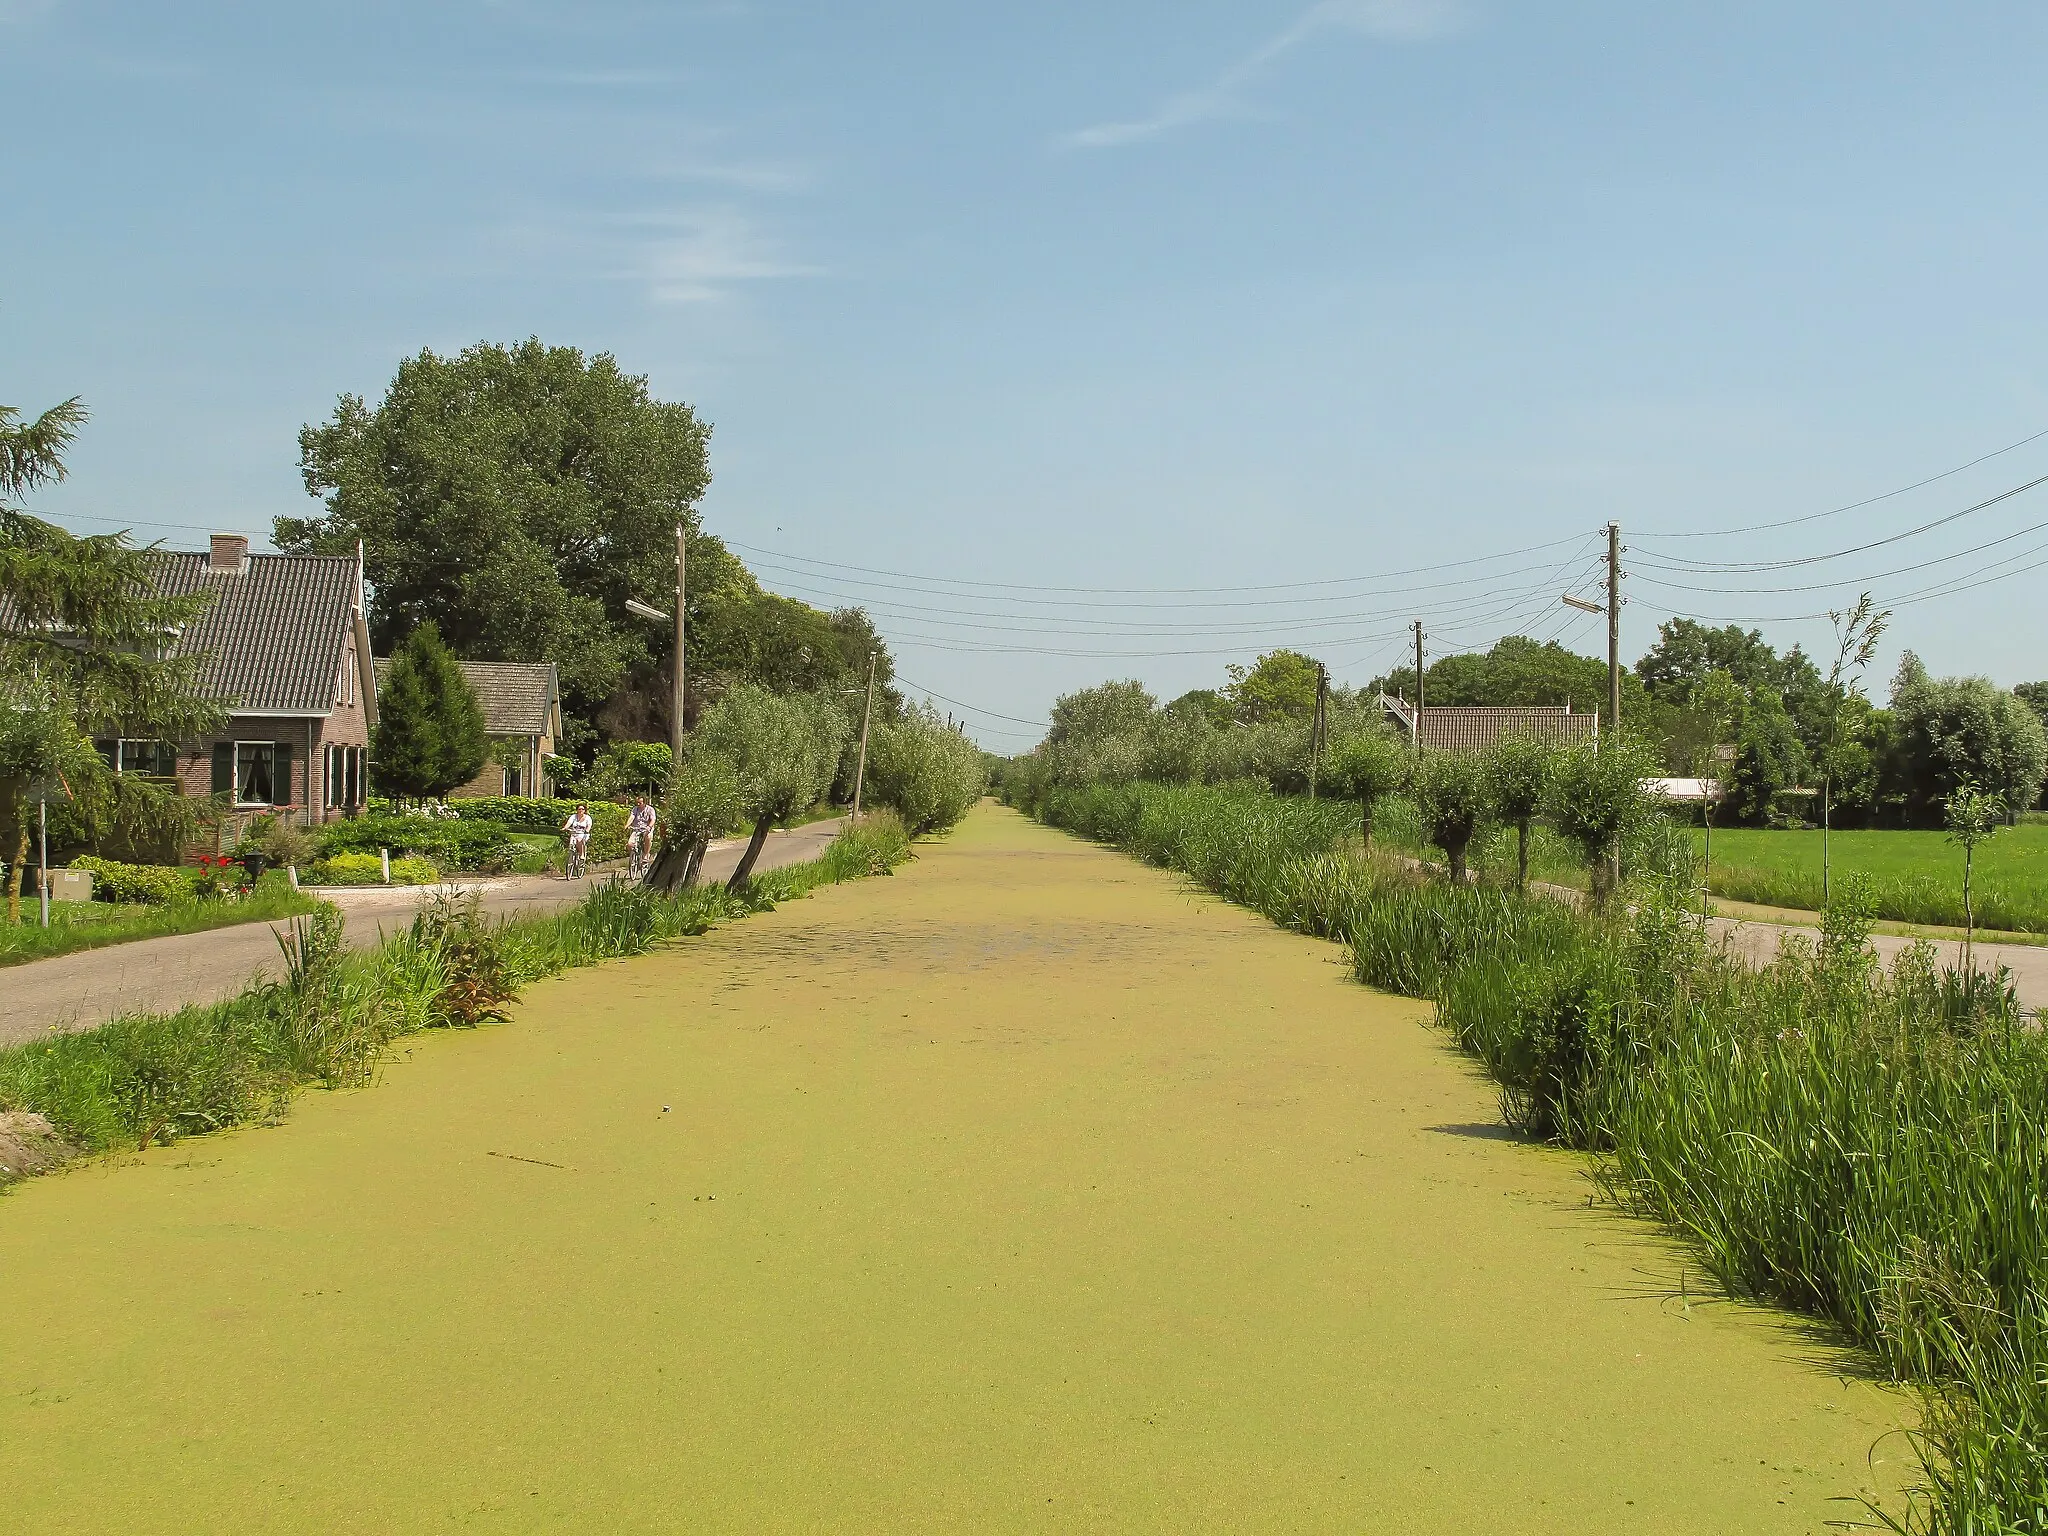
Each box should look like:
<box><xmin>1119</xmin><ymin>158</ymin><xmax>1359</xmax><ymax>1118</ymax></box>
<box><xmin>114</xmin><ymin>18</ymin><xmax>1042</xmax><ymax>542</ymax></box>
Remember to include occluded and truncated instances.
<box><xmin>308</xmin><ymin>852</ymin><xmax>441</xmax><ymax>886</ymax></box>
<box><xmin>70</xmin><ymin>856</ymin><xmax>197</xmax><ymax>905</ymax></box>
<box><xmin>315</xmin><ymin>815</ymin><xmax>516</xmax><ymax>872</ymax></box>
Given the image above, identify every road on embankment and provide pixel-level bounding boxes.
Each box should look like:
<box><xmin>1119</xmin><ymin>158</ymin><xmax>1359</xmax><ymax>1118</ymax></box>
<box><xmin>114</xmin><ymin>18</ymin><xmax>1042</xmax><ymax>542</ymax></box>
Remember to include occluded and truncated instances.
<box><xmin>0</xmin><ymin>805</ymin><xmax>1910</xmax><ymax>1533</ymax></box>
<box><xmin>0</xmin><ymin>819</ymin><xmax>846</xmax><ymax>1048</ymax></box>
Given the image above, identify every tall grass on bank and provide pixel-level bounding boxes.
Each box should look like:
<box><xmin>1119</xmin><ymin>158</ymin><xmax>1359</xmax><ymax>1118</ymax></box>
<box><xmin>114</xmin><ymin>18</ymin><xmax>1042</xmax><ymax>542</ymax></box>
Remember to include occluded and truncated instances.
<box><xmin>0</xmin><ymin>813</ymin><xmax>911</xmax><ymax>1176</ymax></box>
<box><xmin>1017</xmin><ymin>779</ymin><xmax>2047</xmax><ymax>1535</ymax></box>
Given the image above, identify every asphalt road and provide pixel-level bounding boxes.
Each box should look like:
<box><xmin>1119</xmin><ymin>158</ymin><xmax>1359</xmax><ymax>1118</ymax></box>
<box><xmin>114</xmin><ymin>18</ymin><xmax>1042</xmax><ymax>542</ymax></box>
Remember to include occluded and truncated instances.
<box><xmin>1</xmin><ymin>820</ymin><xmax>846</xmax><ymax>1048</ymax></box>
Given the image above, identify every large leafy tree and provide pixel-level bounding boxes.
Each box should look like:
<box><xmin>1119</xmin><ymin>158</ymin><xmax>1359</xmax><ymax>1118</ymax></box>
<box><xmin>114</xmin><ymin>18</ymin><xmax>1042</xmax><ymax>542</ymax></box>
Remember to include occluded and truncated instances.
<box><xmin>373</xmin><ymin>623</ymin><xmax>489</xmax><ymax>800</ymax></box>
<box><xmin>1</xmin><ymin>399</ymin><xmax>222</xmax><ymax>919</ymax></box>
<box><xmin>281</xmin><ymin>338</ymin><xmax>714</xmax><ymax>732</ymax></box>
<box><xmin>1883</xmin><ymin>654</ymin><xmax>2047</xmax><ymax>826</ymax></box>
<box><xmin>1226</xmin><ymin>649</ymin><xmax>1320</xmax><ymax>723</ymax></box>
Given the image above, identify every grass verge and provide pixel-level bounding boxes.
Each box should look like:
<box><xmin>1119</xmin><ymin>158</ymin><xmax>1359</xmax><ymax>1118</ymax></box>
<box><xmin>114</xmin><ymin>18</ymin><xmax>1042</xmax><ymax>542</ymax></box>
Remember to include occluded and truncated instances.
<box><xmin>1012</xmin><ymin>779</ymin><xmax>2046</xmax><ymax>1536</ymax></box>
<box><xmin>0</xmin><ymin>813</ymin><xmax>911</xmax><ymax>1181</ymax></box>
<box><xmin>0</xmin><ymin>879</ymin><xmax>323</xmax><ymax>968</ymax></box>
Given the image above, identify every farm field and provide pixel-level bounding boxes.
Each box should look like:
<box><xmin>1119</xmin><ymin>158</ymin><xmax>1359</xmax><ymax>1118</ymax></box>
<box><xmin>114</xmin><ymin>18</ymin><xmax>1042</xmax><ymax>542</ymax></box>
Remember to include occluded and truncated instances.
<box><xmin>0</xmin><ymin>806</ymin><xmax>1909</xmax><ymax>1532</ymax></box>
<box><xmin>1702</xmin><ymin>824</ymin><xmax>2048</xmax><ymax>932</ymax></box>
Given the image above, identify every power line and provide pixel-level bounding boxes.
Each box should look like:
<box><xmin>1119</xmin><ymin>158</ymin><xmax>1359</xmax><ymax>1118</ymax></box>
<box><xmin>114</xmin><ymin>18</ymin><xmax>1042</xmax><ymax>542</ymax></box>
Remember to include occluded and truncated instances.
<box><xmin>889</xmin><ymin>674</ymin><xmax>1048</xmax><ymax>729</ymax></box>
<box><xmin>1634</xmin><ymin>422</ymin><xmax>2048</xmax><ymax>540</ymax></box>
<box><xmin>1631</xmin><ymin>472</ymin><xmax>2048</xmax><ymax>574</ymax></box>
<box><xmin>728</xmin><ymin>534</ymin><xmax>1586</xmax><ymax>597</ymax></box>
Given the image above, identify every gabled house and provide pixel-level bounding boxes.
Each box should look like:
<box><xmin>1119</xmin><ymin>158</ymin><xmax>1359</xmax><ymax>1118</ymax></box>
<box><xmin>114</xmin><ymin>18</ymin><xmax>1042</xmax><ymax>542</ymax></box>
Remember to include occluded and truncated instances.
<box><xmin>135</xmin><ymin>534</ymin><xmax>379</xmax><ymax>827</ymax></box>
<box><xmin>371</xmin><ymin>657</ymin><xmax>562</xmax><ymax>800</ymax></box>
<box><xmin>1379</xmin><ymin>694</ymin><xmax>1599</xmax><ymax>752</ymax></box>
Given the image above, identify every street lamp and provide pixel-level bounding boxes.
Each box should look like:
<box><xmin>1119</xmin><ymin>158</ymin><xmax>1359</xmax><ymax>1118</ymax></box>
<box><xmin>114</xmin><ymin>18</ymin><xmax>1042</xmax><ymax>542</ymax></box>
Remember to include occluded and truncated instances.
<box><xmin>626</xmin><ymin>584</ymin><xmax>684</xmax><ymax>762</ymax></box>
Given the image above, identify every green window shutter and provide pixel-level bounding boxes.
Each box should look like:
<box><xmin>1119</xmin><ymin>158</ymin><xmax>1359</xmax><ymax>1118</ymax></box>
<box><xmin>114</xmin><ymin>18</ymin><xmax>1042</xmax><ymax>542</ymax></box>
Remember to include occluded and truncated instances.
<box><xmin>212</xmin><ymin>741</ymin><xmax>233</xmax><ymax>795</ymax></box>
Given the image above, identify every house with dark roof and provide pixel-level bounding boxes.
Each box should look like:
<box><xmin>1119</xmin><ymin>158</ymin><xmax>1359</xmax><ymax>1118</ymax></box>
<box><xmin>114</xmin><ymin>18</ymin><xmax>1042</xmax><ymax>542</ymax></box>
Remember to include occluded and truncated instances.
<box><xmin>372</xmin><ymin>657</ymin><xmax>562</xmax><ymax>800</ymax></box>
<box><xmin>1379</xmin><ymin>694</ymin><xmax>1599</xmax><ymax>752</ymax></box>
<box><xmin>133</xmin><ymin>534</ymin><xmax>378</xmax><ymax>828</ymax></box>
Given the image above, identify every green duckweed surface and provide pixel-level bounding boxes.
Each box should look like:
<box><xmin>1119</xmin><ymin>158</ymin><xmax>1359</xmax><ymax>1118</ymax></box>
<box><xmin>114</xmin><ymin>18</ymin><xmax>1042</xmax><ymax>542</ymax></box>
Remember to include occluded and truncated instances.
<box><xmin>0</xmin><ymin>806</ymin><xmax>1910</xmax><ymax>1532</ymax></box>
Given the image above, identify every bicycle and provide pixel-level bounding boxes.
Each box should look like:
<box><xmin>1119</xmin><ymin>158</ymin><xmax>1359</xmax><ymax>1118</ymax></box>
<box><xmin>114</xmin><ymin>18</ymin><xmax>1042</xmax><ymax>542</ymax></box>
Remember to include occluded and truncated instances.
<box><xmin>565</xmin><ymin>832</ymin><xmax>590</xmax><ymax>881</ymax></box>
<box><xmin>625</xmin><ymin>832</ymin><xmax>651</xmax><ymax>881</ymax></box>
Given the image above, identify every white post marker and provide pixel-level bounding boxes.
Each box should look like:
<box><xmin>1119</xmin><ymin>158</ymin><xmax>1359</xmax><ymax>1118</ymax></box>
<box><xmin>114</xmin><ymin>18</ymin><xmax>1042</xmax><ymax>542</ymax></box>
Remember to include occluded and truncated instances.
<box><xmin>380</xmin><ymin>847</ymin><xmax>391</xmax><ymax>885</ymax></box>
<box><xmin>38</xmin><ymin>794</ymin><xmax>50</xmax><ymax>929</ymax></box>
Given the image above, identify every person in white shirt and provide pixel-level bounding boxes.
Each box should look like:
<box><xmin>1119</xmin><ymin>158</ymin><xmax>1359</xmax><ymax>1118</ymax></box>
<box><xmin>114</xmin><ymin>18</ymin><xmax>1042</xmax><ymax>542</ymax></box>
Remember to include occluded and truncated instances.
<box><xmin>626</xmin><ymin>795</ymin><xmax>658</xmax><ymax>873</ymax></box>
<box><xmin>561</xmin><ymin>803</ymin><xmax>594</xmax><ymax>877</ymax></box>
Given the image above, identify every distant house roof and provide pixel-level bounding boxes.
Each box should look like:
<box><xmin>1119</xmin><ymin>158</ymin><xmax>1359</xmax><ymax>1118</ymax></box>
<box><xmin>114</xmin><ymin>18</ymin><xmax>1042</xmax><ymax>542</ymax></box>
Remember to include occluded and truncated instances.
<box><xmin>1381</xmin><ymin>695</ymin><xmax>1600</xmax><ymax>752</ymax></box>
<box><xmin>374</xmin><ymin>657</ymin><xmax>560</xmax><ymax>738</ymax></box>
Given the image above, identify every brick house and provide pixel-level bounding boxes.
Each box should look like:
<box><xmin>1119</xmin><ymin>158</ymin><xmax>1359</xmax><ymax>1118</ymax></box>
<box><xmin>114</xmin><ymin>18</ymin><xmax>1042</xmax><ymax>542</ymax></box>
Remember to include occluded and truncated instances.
<box><xmin>372</xmin><ymin>657</ymin><xmax>561</xmax><ymax>800</ymax></box>
<box><xmin>133</xmin><ymin>534</ymin><xmax>377</xmax><ymax>832</ymax></box>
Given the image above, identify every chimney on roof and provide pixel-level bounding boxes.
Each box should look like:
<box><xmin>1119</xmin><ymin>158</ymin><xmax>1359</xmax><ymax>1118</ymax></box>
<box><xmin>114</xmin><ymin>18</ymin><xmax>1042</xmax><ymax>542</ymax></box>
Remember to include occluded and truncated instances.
<box><xmin>208</xmin><ymin>533</ymin><xmax>249</xmax><ymax>574</ymax></box>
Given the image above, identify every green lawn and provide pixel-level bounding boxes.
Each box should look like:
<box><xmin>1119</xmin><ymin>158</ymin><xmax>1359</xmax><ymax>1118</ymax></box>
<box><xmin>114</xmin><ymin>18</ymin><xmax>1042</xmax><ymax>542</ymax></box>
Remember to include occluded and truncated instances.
<box><xmin>1700</xmin><ymin>824</ymin><xmax>2048</xmax><ymax>933</ymax></box>
<box><xmin>0</xmin><ymin>882</ymin><xmax>324</xmax><ymax>967</ymax></box>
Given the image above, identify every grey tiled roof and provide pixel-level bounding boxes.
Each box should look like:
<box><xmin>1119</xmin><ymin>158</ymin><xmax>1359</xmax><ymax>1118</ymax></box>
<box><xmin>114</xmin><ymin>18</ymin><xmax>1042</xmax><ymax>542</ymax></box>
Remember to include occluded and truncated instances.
<box><xmin>373</xmin><ymin>657</ymin><xmax>558</xmax><ymax>737</ymax></box>
<box><xmin>1382</xmin><ymin>696</ymin><xmax>1600</xmax><ymax>752</ymax></box>
<box><xmin>155</xmin><ymin>551</ymin><xmax>357</xmax><ymax>713</ymax></box>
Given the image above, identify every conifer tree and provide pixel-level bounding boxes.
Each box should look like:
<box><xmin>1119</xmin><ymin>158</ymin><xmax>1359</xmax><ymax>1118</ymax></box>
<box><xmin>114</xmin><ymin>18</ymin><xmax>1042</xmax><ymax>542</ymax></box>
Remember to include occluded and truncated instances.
<box><xmin>374</xmin><ymin>624</ymin><xmax>487</xmax><ymax>799</ymax></box>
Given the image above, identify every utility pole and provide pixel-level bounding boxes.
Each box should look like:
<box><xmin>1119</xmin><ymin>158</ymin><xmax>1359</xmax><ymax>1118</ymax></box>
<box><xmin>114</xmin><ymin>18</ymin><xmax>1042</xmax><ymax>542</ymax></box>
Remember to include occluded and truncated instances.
<box><xmin>38</xmin><ymin>792</ymin><xmax>49</xmax><ymax>929</ymax></box>
<box><xmin>1309</xmin><ymin>662</ymin><xmax>1328</xmax><ymax>799</ymax></box>
<box><xmin>1412</xmin><ymin>619</ymin><xmax>1426</xmax><ymax>755</ymax></box>
<box><xmin>1606</xmin><ymin>521</ymin><xmax>1622</xmax><ymax>739</ymax></box>
<box><xmin>851</xmin><ymin>651</ymin><xmax>877</xmax><ymax>818</ymax></box>
<box><xmin>684</xmin><ymin>528</ymin><xmax>700</xmax><ymax>765</ymax></box>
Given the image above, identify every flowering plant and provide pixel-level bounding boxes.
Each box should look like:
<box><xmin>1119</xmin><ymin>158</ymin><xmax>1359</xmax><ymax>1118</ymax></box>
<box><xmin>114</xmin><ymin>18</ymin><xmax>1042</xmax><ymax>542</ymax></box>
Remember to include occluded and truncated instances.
<box><xmin>190</xmin><ymin>853</ymin><xmax>249</xmax><ymax>901</ymax></box>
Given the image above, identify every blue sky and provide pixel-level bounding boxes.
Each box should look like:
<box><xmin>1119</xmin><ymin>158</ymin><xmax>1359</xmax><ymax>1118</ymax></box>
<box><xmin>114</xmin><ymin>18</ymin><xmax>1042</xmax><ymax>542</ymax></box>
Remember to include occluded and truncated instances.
<box><xmin>8</xmin><ymin>2</ymin><xmax>2048</xmax><ymax>745</ymax></box>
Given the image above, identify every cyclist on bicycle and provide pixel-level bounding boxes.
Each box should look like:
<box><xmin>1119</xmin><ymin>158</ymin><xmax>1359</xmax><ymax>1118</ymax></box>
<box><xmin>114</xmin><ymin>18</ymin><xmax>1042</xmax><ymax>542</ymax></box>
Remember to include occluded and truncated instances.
<box><xmin>626</xmin><ymin>795</ymin><xmax>657</xmax><ymax>876</ymax></box>
<box><xmin>561</xmin><ymin>803</ymin><xmax>594</xmax><ymax>879</ymax></box>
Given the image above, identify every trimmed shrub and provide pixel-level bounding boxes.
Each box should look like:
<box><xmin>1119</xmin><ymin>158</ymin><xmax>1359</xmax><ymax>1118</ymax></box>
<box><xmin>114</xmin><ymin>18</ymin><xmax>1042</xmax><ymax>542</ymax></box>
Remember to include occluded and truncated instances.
<box><xmin>315</xmin><ymin>815</ymin><xmax>515</xmax><ymax>871</ymax></box>
<box><xmin>70</xmin><ymin>856</ymin><xmax>197</xmax><ymax>905</ymax></box>
<box><xmin>308</xmin><ymin>852</ymin><xmax>441</xmax><ymax>886</ymax></box>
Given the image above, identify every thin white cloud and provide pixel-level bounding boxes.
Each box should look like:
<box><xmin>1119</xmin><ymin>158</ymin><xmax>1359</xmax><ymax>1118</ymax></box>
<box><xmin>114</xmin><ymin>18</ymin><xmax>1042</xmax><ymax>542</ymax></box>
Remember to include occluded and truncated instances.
<box><xmin>1063</xmin><ymin>0</ymin><xmax>1468</xmax><ymax>149</ymax></box>
<box><xmin>631</xmin><ymin>206</ymin><xmax>821</xmax><ymax>304</ymax></box>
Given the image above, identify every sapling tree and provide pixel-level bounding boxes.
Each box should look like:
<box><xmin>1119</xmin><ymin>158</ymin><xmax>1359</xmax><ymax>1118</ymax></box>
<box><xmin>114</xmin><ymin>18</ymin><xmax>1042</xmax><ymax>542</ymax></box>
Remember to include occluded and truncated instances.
<box><xmin>1944</xmin><ymin>781</ymin><xmax>2005</xmax><ymax>975</ymax></box>
<box><xmin>1814</xmin><ymin>594</ymin><xmax>1888</xmax><ymax>911</ymax></box>
<box><xmin>1480</xmin><ymin>734</ymin><xmax>1552</xmax><ymax>892</ymax></box>
<box><xmin>1544</xmin><ymin>735</ymin><xmax>1658</xmax><ymax>907</ymax></box>
<box><xmin>692</xmin><ymin>684</ymin><xmax>848</xmax><ymax>888</ymax></box>
<box><xmin>1324</xmin><ymin>729</ymin><xmax>1408</xmax><ymax>852</ymax></box>
<box><xmin>1413</xmin><ymin>749</ymin><xmax>1488</xmax><ymax>885</ymax></box>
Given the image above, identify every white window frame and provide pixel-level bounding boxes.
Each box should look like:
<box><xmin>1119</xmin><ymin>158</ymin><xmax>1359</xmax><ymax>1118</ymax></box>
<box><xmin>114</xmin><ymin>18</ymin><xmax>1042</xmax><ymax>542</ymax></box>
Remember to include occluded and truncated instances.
<box><xmin>234</xmin><ymin>740</ymin><xmax>280</xmax><ymax>808</ymax></box>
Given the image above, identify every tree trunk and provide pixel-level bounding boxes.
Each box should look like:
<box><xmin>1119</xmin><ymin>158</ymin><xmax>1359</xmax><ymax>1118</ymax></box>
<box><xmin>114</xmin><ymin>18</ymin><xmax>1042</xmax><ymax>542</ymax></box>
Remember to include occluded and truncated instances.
<box><xmin>1516</xmin><ymin>821</ymin><xmax>1530</xmax><ymax>893</ymax></box>
<box><xmin>648</xmin><ymin>834</ymin><xmax>712</xmax><ymax>893</ymax></box>
<box><xmin>727</xmin><ymin>815</ymin><xmax>775</xmax><ymax>890</ymax></box>
<box><xmin>1361</xmin><ymin>799</ymin><xmax>1373</xmax><ymax>853</ymax></box>
<box><xmin>1446</xmin><ymin>835</ymin><xmax>1469</xmax><ymax>886</ymax></box>
<box><xmin>6</xmin><ymin>824</ymin><xmax>26</xmax><ymax>925</ymax></box>
<box><xmin>1590</xmin><ymin>845</ymin><xmax>1616</xmax><ymax>908</ymax></box>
